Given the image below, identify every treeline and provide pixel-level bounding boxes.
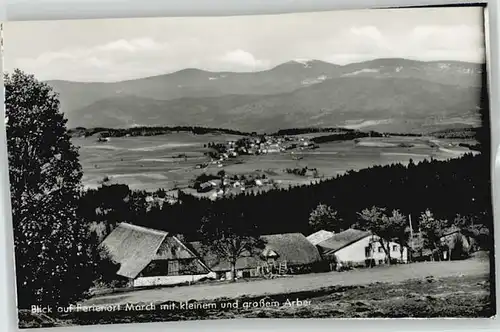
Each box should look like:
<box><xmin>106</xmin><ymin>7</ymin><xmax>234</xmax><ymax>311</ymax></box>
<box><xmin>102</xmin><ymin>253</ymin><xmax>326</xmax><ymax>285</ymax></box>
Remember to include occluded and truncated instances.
<box><xmin>384</xmin><ymin>132</ymin><xmax>423</xmax><ymax>137</ymax></box>
<box><xmin>459</xmin><ymin>143</ymin><xmax>482</xmax><ymax>152</ymax></box>
<box><xmin>272</xmin><ymin>127</ymin><xmax>356</xmax><ymax>136</ymax></box>
<box><xmin>271</xmin><ymin>127</ymin><xmax>423</xmax><ymax>137</ymax></box>
<box><xmin>83</xmin><ymin>153</ymin><xmax>492</xmax><ymax>247</ymax></box>
<box><xmin>68</xmin><ymin>126</ymin><xmax>250</xmax><ymax>138</ymax></box>
<box><xmin>68</xmin><ymin>125</ymin><xmax>479</xmax><ymax>141</ymax></box>
<box><xmin>431</xmin><ymin>127</ymin><xmax>478</xmax><ymax>139</ymax></box>
<box><xmin>311</xmin><ymin>131</ymin><xmax>382</xmax><ymax>143</ymax></box>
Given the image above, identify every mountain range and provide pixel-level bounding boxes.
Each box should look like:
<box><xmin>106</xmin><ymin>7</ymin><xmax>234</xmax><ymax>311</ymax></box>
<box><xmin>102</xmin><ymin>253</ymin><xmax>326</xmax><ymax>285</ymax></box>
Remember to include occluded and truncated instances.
<box><xmin>46</xmin><ymin>58</ymin><xmax>486</xmax><ymax>133</ymax></box>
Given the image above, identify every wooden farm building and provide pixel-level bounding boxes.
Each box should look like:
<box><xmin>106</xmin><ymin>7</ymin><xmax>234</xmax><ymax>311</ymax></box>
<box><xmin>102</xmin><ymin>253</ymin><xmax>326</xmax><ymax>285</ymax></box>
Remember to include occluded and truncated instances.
<box><xmin>315</xmin><ymin>228</ymin><xmax>409</xmax><ymax>268</ymax></box>
<box><xmin>410</xmin><ymin>226</ymin><xmax>472</xmax><ymax>262</ymax></box>
<box><xmin>440</xmin><ymin>226</ymin><xmax>473</xmax><ymax>260</ymax></box>
<box><xmin>190</xmin><ymin>233</ymin><xmax>323</xmax><ymax>280</ymax></box>
<box><xmin>100</xmin><ymin>223</ymin><xmax>215</xmax><ymax>287</ymax></box>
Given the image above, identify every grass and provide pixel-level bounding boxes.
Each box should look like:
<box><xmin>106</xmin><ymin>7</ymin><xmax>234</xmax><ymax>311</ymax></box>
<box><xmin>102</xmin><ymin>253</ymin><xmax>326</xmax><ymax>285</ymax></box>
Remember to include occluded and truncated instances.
<box><xmin>240</xmin><ymin>274</ymin><xmax>492</xmax><ymax>319</ymax></box>
<box><xmin>18</xmin><ymin>258</ymin><xmax>493</xmax><ymax>328</ymax></box>
<box><xmin>72</xmin><ymin>133</ymin><xmax>476</xmax><ymax>192</ymax></box>
<box><xmin>21</xmin><ymin>273</ymin><xmax>491</xmax><ymax>328</ymax></box>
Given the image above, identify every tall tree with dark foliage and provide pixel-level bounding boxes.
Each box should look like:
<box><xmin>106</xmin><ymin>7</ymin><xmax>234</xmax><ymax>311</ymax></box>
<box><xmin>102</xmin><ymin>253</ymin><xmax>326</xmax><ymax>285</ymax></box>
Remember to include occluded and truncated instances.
<box><xmin>308</xmin><ymin>203</ymin><xmax>343</xmax><ymax>233</ymax></box>
<box><xmin>199</xmin><ymin>208</ymin><xmax>264</xmax><ymax>281</ymax></box>
<box><xmin>4</xmin><ymin>70</ymin><xmax>103</xmax><ymax>308</ymax></box>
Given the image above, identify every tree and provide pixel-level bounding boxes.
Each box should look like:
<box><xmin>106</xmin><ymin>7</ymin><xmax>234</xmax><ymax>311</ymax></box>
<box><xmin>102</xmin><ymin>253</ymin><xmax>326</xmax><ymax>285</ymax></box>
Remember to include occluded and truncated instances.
<box><xmin>355</xmin><ymin>206</ymin><xmax>395</xmax><ymax>264</ymax></box>
<box><xmin>387</xmin><ymin>209</ymin><xmax>409</xmax><ymax>261</ymax></box>
<box><xmin>86</xmin><ymin>233</ymin><xmax>123</xmax><ymax>288</ymax></box>
<box><xmin>217</xmin><ymin>170</ymin><xmax>226</xmax><ymax>196</ymax></box>
<box><xmin>199</xmin><ymin>210</ymin><xmax>264</xmax><ymax>281</ymax></box>
<box><xmin>419</xmin><ymin>209</ymin><xmax>448</xmax><ymax>261</ymax></box>
<box><xmin>308</xmin><ymin>203</ymin><xmax>343</xmax><ymax>233</ymax></box>
<box><xmin>5</xmin><ymin>70</ymin><xmax>97</xmax><ymax>308</ymax></box>
<box><xmin>452</xmin><ymin>213</ymin><xmax>492</xmax><ymax>251</ymax></box>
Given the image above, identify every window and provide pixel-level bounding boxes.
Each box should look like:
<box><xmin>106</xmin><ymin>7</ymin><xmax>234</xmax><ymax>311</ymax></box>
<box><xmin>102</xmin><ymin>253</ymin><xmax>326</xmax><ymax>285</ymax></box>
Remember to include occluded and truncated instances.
<box><xmin>168</xmin><ymin>260</ymin><xmax>180</xmax><ymax>276</ymax></box>
<box><xmin>141</xmin><ymin>260</ymin><xmax>169</xmax><ymax>277</ymax></box>
<box><xmin>392</xmin><ymin>245</ymin><xmax>398</xmax><ymax>252</ymax></box>
<box><xmin>365</xmin><ymin>246</ymin><xmax>371</xmax><ymax>258</ymax></box>
<box><xmin>378</xmin><ymin>247</ymin><xmax>384</xmax><ymax>253</ymax></box>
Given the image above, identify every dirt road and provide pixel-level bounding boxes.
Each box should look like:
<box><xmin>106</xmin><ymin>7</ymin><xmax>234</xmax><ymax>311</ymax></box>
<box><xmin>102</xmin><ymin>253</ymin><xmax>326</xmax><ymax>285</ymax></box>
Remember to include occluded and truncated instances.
<box><xmin>84</xmin><ymin>259</ymin><xmax>490</xmax><ymax>307</ymax></box>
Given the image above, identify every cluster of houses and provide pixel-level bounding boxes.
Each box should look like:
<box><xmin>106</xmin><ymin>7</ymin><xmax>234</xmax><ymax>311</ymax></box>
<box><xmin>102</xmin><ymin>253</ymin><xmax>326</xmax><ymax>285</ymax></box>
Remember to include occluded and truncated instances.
<box><xmin>99</xmin><ymin>222</ymin><xmax>467</xmax><ymax>289</ymax></box>
<box><xmin>199</xmin><ymin>135</ymin><xmax>319</xmax><ymax>166</ymax></box>
<box><xmin>194</xmin><ymin>174</ymin><xmax>272</xmax><ymax>199</ymax></box>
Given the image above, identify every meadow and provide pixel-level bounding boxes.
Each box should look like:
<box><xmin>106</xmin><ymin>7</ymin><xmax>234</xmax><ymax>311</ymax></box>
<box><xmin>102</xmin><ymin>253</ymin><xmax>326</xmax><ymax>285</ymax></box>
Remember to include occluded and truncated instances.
<box><xmin>72</xmin><ymin>132</ymin><xmax>478</xmax><ymax>192</ymax></box>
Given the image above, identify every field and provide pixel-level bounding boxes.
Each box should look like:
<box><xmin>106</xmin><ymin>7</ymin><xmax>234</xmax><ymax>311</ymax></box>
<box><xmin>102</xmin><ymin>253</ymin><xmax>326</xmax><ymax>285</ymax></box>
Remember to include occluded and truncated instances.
<box><xmin>72</xmin><ymin>132</ymin><xmax>478</xmax><ymax>192</ymax></box>
<box><xmin>21</xmin><ymin>256</ymin><xmax>492</xmax><ymax>328</ymax></box>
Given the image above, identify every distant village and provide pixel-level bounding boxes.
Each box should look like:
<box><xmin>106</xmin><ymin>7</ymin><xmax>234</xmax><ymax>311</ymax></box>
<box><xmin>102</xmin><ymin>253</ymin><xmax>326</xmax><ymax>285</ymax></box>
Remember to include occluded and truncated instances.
<box><xmin>199</xmin><ymin>134</ymin><xmax>319</xmax><ymax>165</ymax></box>
<box><xmin>191</xmin><ymin>134</ymin><xmax>321</xmax><ymax>199</ymax></box>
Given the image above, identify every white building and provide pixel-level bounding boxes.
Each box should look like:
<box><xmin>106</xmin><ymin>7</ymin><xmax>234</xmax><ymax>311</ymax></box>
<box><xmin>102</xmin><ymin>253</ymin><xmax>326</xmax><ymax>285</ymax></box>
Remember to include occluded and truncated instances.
<box><xmin>316</xmin><ymin>228</ymin><xmax>408</xmax><ymax>267</ymax></box>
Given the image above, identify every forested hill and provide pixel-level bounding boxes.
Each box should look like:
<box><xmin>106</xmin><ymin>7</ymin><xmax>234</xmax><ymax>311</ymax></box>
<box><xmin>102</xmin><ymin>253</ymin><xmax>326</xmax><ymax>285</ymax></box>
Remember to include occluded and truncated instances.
<box><xmin>81</xmin><ymin>153</ymin><xmax>492</xmax><ymax>243</ymax></box>
<box><xmin>68</xmin><ymin>125</ymin><xmax>478</xmax><ymax>140</ymax></box>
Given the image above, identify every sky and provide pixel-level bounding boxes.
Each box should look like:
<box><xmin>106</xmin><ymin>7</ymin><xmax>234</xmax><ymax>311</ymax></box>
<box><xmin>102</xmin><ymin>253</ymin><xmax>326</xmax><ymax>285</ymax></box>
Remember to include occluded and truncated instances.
<box><xmin>2</xmin><ymin>6</ymin><xmax>486</xmax><ymax>82</ymax></box>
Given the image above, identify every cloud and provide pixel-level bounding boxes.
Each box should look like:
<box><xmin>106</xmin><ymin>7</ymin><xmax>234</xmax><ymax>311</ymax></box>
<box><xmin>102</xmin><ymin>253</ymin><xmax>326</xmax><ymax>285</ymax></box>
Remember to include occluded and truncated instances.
<box><xmin>412</xmin><ymin>24</ymin><xmax>481</xmax><ymax>41</ymax></box>
<box><xmin>320</xmin><ymin>24</ymin><xmax>484</xmax><ymax>65</ymax></box>
<box><xmin>97</xmin><ymin>38</ymin><xmax>168</xmax><ymax>52</ymax></box>
<box><xmin>6</xmin><ymin>20</ymin><xmax>485</xmax><ymax>82</ymax></box>
<box><xmin>406</xmin><ymin>25</ymin><xmax>485</xmax><ymax>62</ymax></box>
<box><xmin>350</xmin><ymin>26</ymin><xmax>384</xmax><ymax>41</ymax></box>
<box><xmin>218</xmin><ymin>49</ymin><xmax>269</xmax><ymax>71</ymax></box>
<box><xmin>11</xmin><ymin>37</ymin><xmax>192</xmax><ymax>81</ymax></box>
<box><xmin>320</xmin><ymin>26</ymin><xmax>395</xmax><ymax>62</ymax></box>
<box><xmin>411</xmin><ymin>25</ymin><xmax>483</xmax><ymax>51</ymax></box>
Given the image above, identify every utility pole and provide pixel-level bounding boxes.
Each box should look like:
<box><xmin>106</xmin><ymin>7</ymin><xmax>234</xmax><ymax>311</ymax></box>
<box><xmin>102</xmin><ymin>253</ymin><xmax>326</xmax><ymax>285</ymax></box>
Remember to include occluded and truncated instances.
<box><xmin>409</xmin><ymin>214</ymin><xmax>414</xmax><ymax>263</ymax></box>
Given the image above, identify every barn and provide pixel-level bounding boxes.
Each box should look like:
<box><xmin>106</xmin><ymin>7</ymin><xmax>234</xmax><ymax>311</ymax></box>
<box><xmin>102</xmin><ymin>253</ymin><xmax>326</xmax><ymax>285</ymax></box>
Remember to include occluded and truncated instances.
<box><xmin>440</xmin><ymin>226</ymin><xmax>473</xmax><ymax>260</ymax></box>
<box><xmin>100</xmin><ymin>223</ymin><xmax>215</xmax><ymax>287</ymax></box>
<box><xmin>190</xmin><ymin>233</ymin><xmax>323</xmax><ymax>280</ymax></box>
<box><xmin>316</xmin><ymin>228</ymin><xmax>408</xmax><ymax>268</ymax></box>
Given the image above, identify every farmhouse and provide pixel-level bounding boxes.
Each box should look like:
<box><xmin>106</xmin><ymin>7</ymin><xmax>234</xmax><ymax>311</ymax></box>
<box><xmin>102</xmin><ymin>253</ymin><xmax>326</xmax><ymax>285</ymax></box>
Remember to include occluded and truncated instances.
<box><xmin>440</xmin><ymin>226</ymin><xmax>472</xmax><ymax>260</ymax></box>
<box><xmin>190</xmin><ymin>233</ymin><xmax>323</xmax><ymax>280</ymax></box>
<box><xmin>100</xmin><ymin>223</ymin><xmax>215</xmax><ymax>287</ymax></box>
<box><xmin>410</xmin><ymin>227</ymin><xmax>472</xmax><ymax>262</ymax></box>
<box><xmin>316</xmin><ymin>228</ymin><xmax>408</xmax><ymax>268</ymax></box>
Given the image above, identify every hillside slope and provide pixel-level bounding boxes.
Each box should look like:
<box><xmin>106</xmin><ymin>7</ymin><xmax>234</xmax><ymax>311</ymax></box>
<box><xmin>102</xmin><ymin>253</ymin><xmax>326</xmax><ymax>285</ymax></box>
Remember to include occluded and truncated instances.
<box><xmin>68</xmin><ymin>76</ymin><xmax>481</xmax><ymax>133</ymax></box>
<box><xmin>47</xmin><ymin>58</ymin><xmax>484</xmax><ymax>119</ymax></box>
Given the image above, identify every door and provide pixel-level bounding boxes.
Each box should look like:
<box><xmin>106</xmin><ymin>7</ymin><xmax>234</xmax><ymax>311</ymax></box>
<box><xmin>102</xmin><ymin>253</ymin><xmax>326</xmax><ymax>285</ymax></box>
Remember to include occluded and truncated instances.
<box><xmin>168</xmin><ymin>260</ymin><xmax>180</xmax><ymax>276</ymax></box>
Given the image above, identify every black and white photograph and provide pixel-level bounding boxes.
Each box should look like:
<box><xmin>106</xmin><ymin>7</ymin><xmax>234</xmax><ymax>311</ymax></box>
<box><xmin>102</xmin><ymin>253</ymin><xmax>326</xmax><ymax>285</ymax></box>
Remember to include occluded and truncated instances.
<box><xmin>2</xmin><ymin>5</ymin><xmax>495</xmax><ymax>328</ymax></box>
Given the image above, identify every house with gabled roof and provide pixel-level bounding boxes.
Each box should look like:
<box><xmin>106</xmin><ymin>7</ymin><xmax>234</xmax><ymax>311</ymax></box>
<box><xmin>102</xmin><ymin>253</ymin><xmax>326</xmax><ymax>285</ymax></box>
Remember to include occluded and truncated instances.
<box><xmin>100</xmin><ymin>223</ymin><xmax>215</xmax><ymax>287</ymax></box>
<box><xmin>189</xmin><ymin>233</ymin><xmax>323</xmax><ymax>280</ymax></box>
<box><xmin>439</xmin><ymin>226</ymin><xmax>473</xmax><ymax>260</ymax></box>
<box><xmin>316</xmin><ymin>228</ymin><xmax>408</xmax><ymax>268</ymax></box>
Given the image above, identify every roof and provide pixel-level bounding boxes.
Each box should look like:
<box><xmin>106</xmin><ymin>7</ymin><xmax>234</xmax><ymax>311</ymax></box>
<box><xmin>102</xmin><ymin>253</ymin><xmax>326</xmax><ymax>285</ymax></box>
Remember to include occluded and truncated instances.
<box><xmin>441</xmin><ymin>226</ymin><xmax>462</xmax><ymax>237</ymax></box>
<box><xmin>100</xmin><ymin>223</ymin><xmax>169</xmax><ymax>279</ymax></box>
<box><xmin>190</xmin><ymin>233</ymin><xmax>322</xmax><ymax>272</ymax></box>
<box><xmin>155</xmin><ymin>236</ymin><xmax>201</xmax><ymax>261</ymax></box>
<box><xmin>186</xmin><ymin>241</ymin><xmax>223</xmax><ymax>271</ymax></box>
<box><xmin>261</xmin><ymin>233</ymin><xmax>322</xmax><ymax>266</ymax></box>
<box><xmin>317</xmin><ymin>228</ymin><xmax>371</xmax><ymax>254</ymax></box>
<box><xmin>413</xmin><ymin>249</ymin><xmax>433</xmax><ymax>257</ymax></box>
<box><xmin>306</xmin><ymin>230</ymin><xmax>335</xmax><ymax>245</ymax></box>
